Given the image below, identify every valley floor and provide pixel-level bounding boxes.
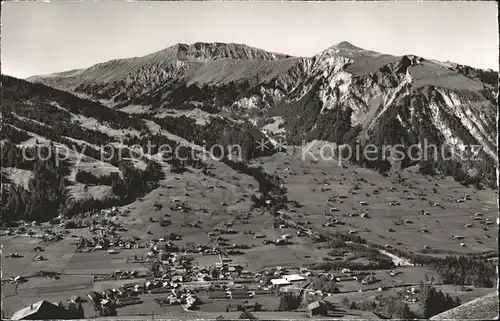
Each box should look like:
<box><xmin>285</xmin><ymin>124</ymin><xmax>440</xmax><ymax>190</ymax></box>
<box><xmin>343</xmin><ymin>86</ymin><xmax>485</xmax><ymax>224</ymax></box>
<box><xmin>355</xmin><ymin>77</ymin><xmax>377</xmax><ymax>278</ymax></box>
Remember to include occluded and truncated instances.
<box><xmin>1</xmin><ymin>143</ymin><xmax>497</xmax><ymax>319</ymax></box>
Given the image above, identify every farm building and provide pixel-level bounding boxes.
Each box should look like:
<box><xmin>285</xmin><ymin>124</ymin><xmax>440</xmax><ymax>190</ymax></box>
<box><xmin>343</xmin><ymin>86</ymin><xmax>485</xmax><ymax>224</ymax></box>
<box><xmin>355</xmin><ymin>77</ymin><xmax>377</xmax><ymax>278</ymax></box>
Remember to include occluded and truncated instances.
<box><xmin>68</xmin><ymin>296</ymin><xmax>84</xmax><ymax>304</ymax></box>
<box><xmin>271</xmin><ymin>278</ymin><xmax>291</xmax><ymax>288</ymax></box>
<box><xmin>282</xmin><ymin>274</ymin><xmax>306</xmax><ymax>282</ymax></box>
<box><xmin>87</xmin><ymin>291</ymin><xmax>100</xmax><ymax>303</ymax></box>
<box><xmin>308</xmin><ymin>300</ymin><xmax>328</xmax><ymax>317</ymax></box>
<box><xmin>10</xmin><ymin>300</ymin><xmax>71</xmax><ymax>320</ymax></box>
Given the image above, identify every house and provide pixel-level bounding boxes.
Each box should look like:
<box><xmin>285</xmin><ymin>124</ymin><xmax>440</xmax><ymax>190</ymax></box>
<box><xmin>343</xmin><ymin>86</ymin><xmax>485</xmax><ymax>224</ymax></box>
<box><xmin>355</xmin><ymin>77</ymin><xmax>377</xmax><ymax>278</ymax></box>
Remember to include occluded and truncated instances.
<box><xmin>10</xmin><ymin>300</ymin><xmax>71</xmax><ymax>320</ymax></box>
<box><xmin>282</xmin><ymin>274</ymin><xmax>305</xmax><ymax>282</ymax></box>
<box><xmin>183</xmin><ymin>295</ymin><xmax>198</xmax><ymax>310</ymax></box>
<box><xmin>308</xmin><ymin>300</ymin><xmax>328</xmax><ymax>317</ymax></box>
<box><xmin>275</xmin><ymin>239</ymin><xmax>288</xmax><ymax>245</ymax></box>
<box><xmin>103</xmin><ymin>289</ymin><xmax>115</xmax><ymax>298</ymax></box>
<box><xmin>69</xmin><ymin>296</ymin><xmax>84</xmax><ymax>304</ymax></box>
<box><xmin>88</xmin><ymin>291</ymin><xmax>100</xmax><ymax>303</ymax></box>
<box><xmin>271</xmin><ymin>278</ymin><xmax>291</xmax><ymax>288</ymax></box>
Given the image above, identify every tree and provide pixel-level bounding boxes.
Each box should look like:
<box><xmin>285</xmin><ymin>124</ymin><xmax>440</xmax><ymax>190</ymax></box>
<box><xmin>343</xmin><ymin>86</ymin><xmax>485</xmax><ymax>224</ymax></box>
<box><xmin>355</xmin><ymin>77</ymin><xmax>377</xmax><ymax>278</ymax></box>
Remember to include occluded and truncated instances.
<box><xmin>277</xmin><ymin>292</ymin><xmax>301</xmax><ymax>311</ymax></box>
<box><xmin>76</xmin><ymin>303</ymin><xmax>85</xmax><ymax>318</ymax></box>
<box><xmin>239</xmin><ymin>311</ymin><xmax>257</xmax><ymax>320</ymax></box>
<box><xmin>67</xmin><ymin>302</ymin><xmax>78</xmax><ymax>318</ymax></box>
<box><xmin>398</xmin><ymin>303</ymin><xmax>415</xmax><ymax>319</ymax></box>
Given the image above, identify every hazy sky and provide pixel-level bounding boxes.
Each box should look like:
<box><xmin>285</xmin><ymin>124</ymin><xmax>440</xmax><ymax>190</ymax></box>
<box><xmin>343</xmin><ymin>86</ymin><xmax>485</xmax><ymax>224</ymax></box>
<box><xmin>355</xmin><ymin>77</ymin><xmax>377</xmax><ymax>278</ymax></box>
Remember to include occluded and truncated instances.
<box><xmin>1</xmin><ymin>1</ymin><xmax>498</xmax><ymax>79</ymax></box>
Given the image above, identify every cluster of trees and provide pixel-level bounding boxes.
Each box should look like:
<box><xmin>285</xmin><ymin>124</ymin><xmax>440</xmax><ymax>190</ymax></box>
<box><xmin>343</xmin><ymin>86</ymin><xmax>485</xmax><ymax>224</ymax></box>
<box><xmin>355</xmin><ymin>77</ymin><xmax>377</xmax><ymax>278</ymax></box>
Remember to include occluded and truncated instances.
<box><xmin>369</xmin><ymin>297</ymin><xmax>416</xmax><ymax>319</ymax></box>
<box><xmin>3</xmin><ymin>111</ymin><xmax>129</xmax><ymax>168</ymax></box>
<box><xmin>223</xmin><ymin>158</ymin><xmax>287</xmax><ymax>210</ymax></box>
<box><xmin>313</xmin><ymin>233</ymin><xmax>393</xmax><ymax>270</ymax></box>
<box><xmin>2</xmin><ymin>75</ymin><xmax>147</xmax><ymax>132</ymax></box>
<box><xmin>93</xmin><ymin>301</ymin><xmax>117</xmax><ymax>318</ymax></box>
<box><xmin>3</xmin><ymin>111</ymin><xmax>112</xmax><ymax>148</ymax></box>
<box><xmin>430</xmin><ymin>256</ymin><xmax>496</xmax><ymax>288</ymax></box>
<box><xmin>347</xmin><ymin>284</ymin><xmax>461</xmax><ymax>319</ymax></box>
<box><xmin>239</xmin><ymin>311</ymin><xmax>258</xmax><ymax>320</ymax></box>
<box><xmin>311</xmin><ymin>275</ymin><xmax>340</xmax><ymax>294</ymax></box>
<box><xmin>122</xmin><ymin>133</ymin><xmax>205</xmax><ymax>170</ymax></box>
<box><xmin>418</xmin><ymin>283</ymin><xmax>461</xmax><ymax>318</ymax></box>
<box><xmin>1</xmin><ymin>142</ymin><xmax>164</xmax><ymax>223</ymax></box>
<box><xmin>2</xmin><ymin>144</ymin><xmax>69</xmax><ymax>223</ymax></box>
<box><xmin>1</xmin><ymin>141</ymin><xmax>43</xmax><ymax>170</ymax></box>
<box><xmin>148</xmin><ymin>81</ymin><xmax>252</xmax><ymax>111</ymax></box>
<box><xmin>454</xmin><ymin>65</ymin><xmax>498</xmax><ymax>86</ymax></box>
<box><xmin>65</xmin><ymin>302</ymin><xmax>85</xmax><ymax>319</ymax></box>
<box><xmin>309</xmin><ymin>258</ymin><xmax>393</xmax><ymax>272</ymax></box>
<box><xmin>369</xmin><ymin>242</ymin><xmax>496</xmax><ymax>287</ymax></box>
<box><xmin>309</xmin><ymin>105</ymin><xmax>354</xmax><ymax>143</ymax></box>
<box><xmin>130</xmin><ymin>80</ymin><xmax>250</xmax><ymax>111</ymax></box>
<box><xmin>75</xmin><ymin>170</ymin><xmax>120</xmax><ymax>186</ymax></box>
<box><xmin>62</xmin><ymin>161</ymin><xmax>164</xmax><ymax>218</ymax></box>
<box><xmin>1</xmin><ymin>124</ymin><xmax>31</xmax><ymax>144</ymax></box>
<box><xmin>276</xmin><ymin>292</ymin><xmax>301</xmax><ymax>311</ymax></box>
<box><xmin>110</xmin><ymin>160</ymin><xmax>164</xmax><ymax>203</ymax></box>
<box><xmin>326</xmin><ymin>232</ymin><xmax>367</xmax><ymax>248</ymax></box>
<box><xmin>268</xmin><ymin>82</ymin><xmax>324</xmax><ymax>145</ymax></box>
<box><xmin>151</xmin><ymin>114</ymin><xmax>274</xmax><ymax>161</ymax></box>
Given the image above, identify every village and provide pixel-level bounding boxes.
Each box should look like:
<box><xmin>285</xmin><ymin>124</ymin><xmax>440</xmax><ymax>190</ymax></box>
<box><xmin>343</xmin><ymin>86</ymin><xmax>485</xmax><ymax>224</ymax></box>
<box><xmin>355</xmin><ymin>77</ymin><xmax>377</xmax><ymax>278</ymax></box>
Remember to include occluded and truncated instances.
<box><xmin>2</xmin><ymin>205</ymin><xmax>397</xmax><ymax>319</ymax></box>
<box><xmin>2</xmin><ymin>145</ymin><xmax>498</xmax><ymax>320</ymax></box>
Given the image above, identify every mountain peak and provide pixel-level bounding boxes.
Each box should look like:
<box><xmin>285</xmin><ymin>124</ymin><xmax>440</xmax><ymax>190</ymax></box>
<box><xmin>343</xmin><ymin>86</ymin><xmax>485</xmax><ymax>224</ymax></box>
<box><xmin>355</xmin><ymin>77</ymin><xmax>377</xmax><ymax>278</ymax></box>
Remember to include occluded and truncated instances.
<box><xmin>333</xmin><ymin>41</ymin><xmax>363</xmax><ymax>50</ymax></box>
<box><xmin>166</xmin><ymin>42</ymin><xmax>291</xmax><ymax>61</ymax></box>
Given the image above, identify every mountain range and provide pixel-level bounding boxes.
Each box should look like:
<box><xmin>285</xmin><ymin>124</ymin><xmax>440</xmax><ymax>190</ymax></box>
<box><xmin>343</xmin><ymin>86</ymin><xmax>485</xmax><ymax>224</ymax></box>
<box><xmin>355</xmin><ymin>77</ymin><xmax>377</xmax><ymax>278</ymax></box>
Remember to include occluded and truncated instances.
<box><xmin>2</xmin><ymin>41</ymin><xmax>497</xmax><ymax>223</ymax></box>
<box><xmin>28</xmin><ymin>41</ymin><xmax>498</xmax><ymax>176</ymax></box>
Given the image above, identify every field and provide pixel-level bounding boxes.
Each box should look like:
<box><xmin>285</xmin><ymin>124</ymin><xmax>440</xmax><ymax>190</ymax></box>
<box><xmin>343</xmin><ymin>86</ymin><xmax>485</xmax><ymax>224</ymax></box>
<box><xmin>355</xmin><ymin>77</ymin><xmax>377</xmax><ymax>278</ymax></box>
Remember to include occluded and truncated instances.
<box><xmin>254</xmin><ymin>143</ymin><xmax>497</xmax><ymax>255</ymax></box>
<box><xmin>1</xmin><ymin>142</ymin><xmax>497</xmax><ymax>319</ymax></box>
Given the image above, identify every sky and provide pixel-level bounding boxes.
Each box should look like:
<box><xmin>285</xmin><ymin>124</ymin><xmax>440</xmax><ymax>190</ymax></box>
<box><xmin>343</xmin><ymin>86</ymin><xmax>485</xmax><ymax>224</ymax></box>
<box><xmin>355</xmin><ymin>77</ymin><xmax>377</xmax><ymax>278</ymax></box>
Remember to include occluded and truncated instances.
<box><xmin>1</xmin><ymin>1</ymin><xmax>498</xmax><ymax>79</ymax></box>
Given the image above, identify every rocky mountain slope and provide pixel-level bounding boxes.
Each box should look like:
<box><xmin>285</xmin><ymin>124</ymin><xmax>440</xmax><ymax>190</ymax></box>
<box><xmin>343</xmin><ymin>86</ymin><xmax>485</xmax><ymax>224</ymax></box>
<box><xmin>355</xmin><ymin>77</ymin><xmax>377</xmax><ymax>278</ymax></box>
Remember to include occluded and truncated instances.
<box><xmin>27</xmin><ymin>41</ymin><xmax>499</xmax><ymax>187</ymax></box>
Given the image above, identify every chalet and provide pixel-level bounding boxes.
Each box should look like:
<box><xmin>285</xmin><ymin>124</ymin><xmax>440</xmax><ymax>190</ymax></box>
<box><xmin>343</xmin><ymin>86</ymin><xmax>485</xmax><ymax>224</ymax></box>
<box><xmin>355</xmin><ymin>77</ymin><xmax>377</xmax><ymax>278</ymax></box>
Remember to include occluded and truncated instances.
<box><xmin>103</xmin><ymin>289</ymin><xmax>115</xmax><ymax>299</ymax></box>
<box><xmin>335</xmin><ymin>276</ymin><xmax>357</xmax><ymax>282</ymax></box>
<box><xmin>88</xmin><ymin>291</ymin><xmax>100</xmax><ymax>303</ymax></box>
<box><xmin>69</xmin><ymin>296</ymin><xmax>84</xmax><ymax>304</ymax></box>
<box><xmin>275</xmin><ymin>238</ymin><xmax>288</xmax><ymax>245</ymax></box>
<box><xmin>283</xmin><ymin>274</ymin><xmax>305</xmax><ymax>282</ymax></box>
<box><xmin>183</xmin><ymin>294</ymin><xmax>198</xmax><ymax>310</ymax></box>
<box><xmin>271</xmin><ymin>278</ymin><xmax>291</xmax><ymax>288</ymax></box>
<box><xmin>308</xmin><ymin>300</ymin><xmax>328</xmax><ymax>317</ymax></box>
<box><xmin>10</xmin><ymin>300</ymin><xmax>71</xmax><ymax>320</ymax></box>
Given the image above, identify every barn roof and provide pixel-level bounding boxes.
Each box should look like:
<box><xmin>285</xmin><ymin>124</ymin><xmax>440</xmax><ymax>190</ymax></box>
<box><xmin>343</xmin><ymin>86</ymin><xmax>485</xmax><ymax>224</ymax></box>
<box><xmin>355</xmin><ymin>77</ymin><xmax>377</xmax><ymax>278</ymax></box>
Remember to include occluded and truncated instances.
<box><xmin>10</xmin><ymin>300</ymin><xmax>67</xmax><ymax>320</ymax></box>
